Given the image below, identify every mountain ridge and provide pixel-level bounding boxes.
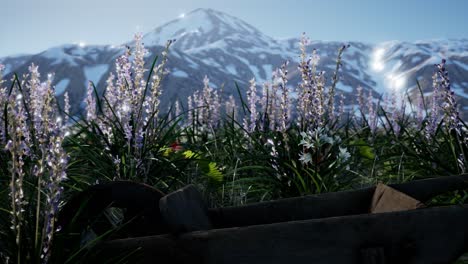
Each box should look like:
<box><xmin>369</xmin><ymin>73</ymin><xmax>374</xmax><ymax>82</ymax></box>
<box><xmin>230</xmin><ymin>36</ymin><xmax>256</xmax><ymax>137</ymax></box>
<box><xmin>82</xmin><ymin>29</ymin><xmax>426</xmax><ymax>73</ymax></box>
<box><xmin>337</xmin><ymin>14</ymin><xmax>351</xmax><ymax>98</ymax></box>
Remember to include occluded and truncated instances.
<box><xmin>1</xmin><ymin>8</ymin><xmax>468</xmax><ymax>116</ymax></box>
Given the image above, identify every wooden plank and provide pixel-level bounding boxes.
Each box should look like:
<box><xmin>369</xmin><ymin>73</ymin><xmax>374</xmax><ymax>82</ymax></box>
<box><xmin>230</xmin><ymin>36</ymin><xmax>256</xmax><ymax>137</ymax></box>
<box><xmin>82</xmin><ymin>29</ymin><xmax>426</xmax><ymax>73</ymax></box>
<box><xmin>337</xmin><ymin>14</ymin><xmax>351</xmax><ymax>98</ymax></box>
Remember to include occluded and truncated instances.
<box><xmin>208</xmin><ymin>174</ymin><xmax>468</xmax><ymax>228</ymax></box>
<box><xmin>94</xmin><ymin>205</ymin><xmax>468</xmax><ymax>264</ymax></box>
<box><xmin>159</xmin><ymin>184</ymin><xmax>213</xmax><ymax>233</ymax></box>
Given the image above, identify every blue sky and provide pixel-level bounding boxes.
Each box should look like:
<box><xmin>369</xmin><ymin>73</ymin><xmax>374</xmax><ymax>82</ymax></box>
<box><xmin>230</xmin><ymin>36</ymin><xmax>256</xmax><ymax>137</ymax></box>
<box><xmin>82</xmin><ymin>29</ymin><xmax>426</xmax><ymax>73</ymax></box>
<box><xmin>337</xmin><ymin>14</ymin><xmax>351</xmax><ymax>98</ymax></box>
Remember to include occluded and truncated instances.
<box><xmin>1</xmin><ymin>0</ymin><xmax>467</xmax><ymax>57</ymax></box>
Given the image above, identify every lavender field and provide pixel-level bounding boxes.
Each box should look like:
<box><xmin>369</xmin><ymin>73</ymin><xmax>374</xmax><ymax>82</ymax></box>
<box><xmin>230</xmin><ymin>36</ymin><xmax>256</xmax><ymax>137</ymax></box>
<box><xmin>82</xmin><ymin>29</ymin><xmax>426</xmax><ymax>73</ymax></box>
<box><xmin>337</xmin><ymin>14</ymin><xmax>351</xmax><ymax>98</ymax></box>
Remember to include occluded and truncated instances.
<box><xmin>1</xmin><ymin>5</ymin><xmax>468</xmax><ymax>264</ymax></box>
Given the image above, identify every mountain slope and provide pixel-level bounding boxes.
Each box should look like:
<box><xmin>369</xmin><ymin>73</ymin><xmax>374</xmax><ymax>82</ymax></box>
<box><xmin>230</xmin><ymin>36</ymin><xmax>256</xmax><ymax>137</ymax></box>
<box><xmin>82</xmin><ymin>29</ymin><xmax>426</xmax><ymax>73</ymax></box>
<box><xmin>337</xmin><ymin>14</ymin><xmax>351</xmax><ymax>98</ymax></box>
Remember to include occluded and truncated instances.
<box><xmin>1</xmin><ymin>8</ymin><xmax>468</xmax><ymax>116</ymax></box>
<box><xmin>142</xmin><ymin>8</ymin><xmax>276</xmax><ymax>51</ymax></box>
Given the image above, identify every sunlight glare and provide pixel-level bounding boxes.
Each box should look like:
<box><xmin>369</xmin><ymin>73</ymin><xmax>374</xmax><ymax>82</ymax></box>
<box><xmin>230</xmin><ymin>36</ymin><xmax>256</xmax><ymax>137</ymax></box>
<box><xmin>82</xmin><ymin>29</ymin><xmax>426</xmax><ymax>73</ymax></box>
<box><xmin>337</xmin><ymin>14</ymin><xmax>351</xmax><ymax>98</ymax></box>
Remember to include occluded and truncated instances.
<box><xmin>372</xmin><ymin>61</ymin><xmax>384</xmax><ymax>72</ymax></box>
<box><xmin>393</xmin><ymin>76</ymin><xmax>406</xmax><ymax>90</ymax></box>
<box><xmin>371</xmin><ymin>48</ymin><xmax>385</xmax><ymax>72</ymax></box>
<box><xmin>386</xmin><ymin>74</ymin><xmax>406</xmax><ymax>91</ymax></box>
<box><xmin>179</xmin><ymin>13</ymin><xmax>185</xmax><ymax>18</ymax></box>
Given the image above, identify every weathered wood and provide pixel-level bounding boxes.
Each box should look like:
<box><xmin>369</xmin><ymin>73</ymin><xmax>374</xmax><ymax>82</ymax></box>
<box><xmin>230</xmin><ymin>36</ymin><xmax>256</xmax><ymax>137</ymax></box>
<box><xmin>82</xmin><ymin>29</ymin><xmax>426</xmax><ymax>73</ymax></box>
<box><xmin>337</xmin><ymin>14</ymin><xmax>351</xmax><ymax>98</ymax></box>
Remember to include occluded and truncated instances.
<box><xmin>390</xmin><ymin>174</ymin><xmax>468</xmax><ymax>201</ymax></box>
<box><xmin>55</xmin><ymin>181</ymin><xmax>168</xmax><ymax>261</ymax></box>
<box><xmin>208</xmin><ymin>174</ymin><xmax>468</xmax><ymax>228</ymax></box>
<box><xmin>361</xmin><ymin>247</ymin><xmax>386</xmax><ymax>264</ymax></box>
<box><xmin>159</xmin><ymin>184</ymin><xmax>213</xmax><ymax>233</ymax></box>
<box><xmin>58</xmin><ymin>181</ymin><xmax>167</xmax><ymax>236</ymax></box>
<box><xmin>58</xmin><ymin>174</ymin><xmax>468</xmax><ymax>236</ymax></box>
<box><xmin>94</xmin><ymin>204</ymin><xmax>468</xmax><ymax>264</ymax></box>
<box><xmin>208</xmin><ymin>188</ymin><xmax>373</xmax><ymax>228</ymax></box>
<box><xmin>90</xmin><ymin>234</ymin><xmax>200</xmax><ymax>264</ymax></box>
<box><xmin>59</xmin><ymin>175</ymin><xmax>468</xmax><ymax>263</ymax></box>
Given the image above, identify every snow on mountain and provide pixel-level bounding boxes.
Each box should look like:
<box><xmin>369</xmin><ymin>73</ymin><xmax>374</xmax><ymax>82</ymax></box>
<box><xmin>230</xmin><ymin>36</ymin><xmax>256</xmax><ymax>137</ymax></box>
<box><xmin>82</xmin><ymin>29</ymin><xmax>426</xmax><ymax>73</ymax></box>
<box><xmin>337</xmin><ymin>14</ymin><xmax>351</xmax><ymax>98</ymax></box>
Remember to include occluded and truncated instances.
<box><xmin>55</xmin><ymin>79</ymin><xmax>70</xmax><ymax>95</ymax></box>
<box><xmin>367</xmin><ymin>40</ymin><xmax>468</xmax><ymax>100</ymax></box>
<box><xmin>40</xmin><ymin>45</ymin><xmax>85</xmax><ymax>66</ymax></box>
<box><xmin>142</xmin><ymin>8</ymin><xmax>276</xmax><ymax>51</ymax></box>
<box><xmin>1</xmin><ymin>8</ymin><xmax>468</xmax><ymax>116</ymax></box>
<box><xmin>83</xmin><ymin>64</ymin><xmax>109</xmax><ymax>87</ymax></box>
<box><xmin>172</xmin><ymin>68</ymin><xmax>190</xmax><ymax>78</ymax></box>
<box><xmin>0</xmin><ymin>54</ymin><xmax>32</xmax><ymax>76</ymax></box>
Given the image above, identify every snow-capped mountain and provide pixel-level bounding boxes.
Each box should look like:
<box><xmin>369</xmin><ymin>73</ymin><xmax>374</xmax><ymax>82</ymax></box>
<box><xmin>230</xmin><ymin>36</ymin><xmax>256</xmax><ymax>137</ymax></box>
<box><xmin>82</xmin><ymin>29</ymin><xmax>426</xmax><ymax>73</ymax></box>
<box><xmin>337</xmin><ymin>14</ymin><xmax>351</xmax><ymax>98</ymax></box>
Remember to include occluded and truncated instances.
<box><xmin>142</xmin><ymin>8</ymin><xmax>277</xmax><ymax>51</ymax></box>
<box><xmin>1</xmin><ymin>8</ymin><xmax>468</xmax><ymax>116</ymax></box>
<box><xmin>369</xmin><ymin>39</ymin><xmax>468</xmax><ymax>97</ymax></box>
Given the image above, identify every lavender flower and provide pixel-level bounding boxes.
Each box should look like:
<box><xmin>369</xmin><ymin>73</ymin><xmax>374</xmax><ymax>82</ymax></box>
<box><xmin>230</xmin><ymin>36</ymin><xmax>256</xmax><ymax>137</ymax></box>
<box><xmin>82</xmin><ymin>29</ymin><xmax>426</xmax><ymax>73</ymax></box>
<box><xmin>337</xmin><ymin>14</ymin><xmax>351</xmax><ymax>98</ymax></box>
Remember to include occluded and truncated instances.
<box><xmin>41</xmin><ymin>115</ymin><xmax>68</xmax><ymax>263</ymax></box>
<box><xmin>297</xmin><ymin>33</ymin><xmax>314</xmax><ymax>127</ymax></box>
<box><xmin>202</xmin><ymin>76</ymin><xmax>221</xmax><ymax>128</ymax></box>
<box><xmin>131</xmin><ymin>33</ymin><xmax>148</xmax><ymax>110</ymax></box>
<box><xmin>243</xmin><ymin>78</ymin><xmax>258</xmax><ymax>133</ymax></box>
<box><xmin>189</xmin><ymin>90</ymin><xmax>203</xmax><ymax>127</ymax></box>
<box><xmin>390</xmin><ymin>91</ymin><xmax>401</xmax><ymax>136</ymax></box>
<box><xmin>5</xmin><ymin>94</ymin><xmax>30</xmax><ymax>247</ymax></box>
<box><xmin>356</xmin><ymin>86</ymin><xmax>365</xmax><ymax>117</ymax></box>
<box><xmin>146</xmin><ymin>40</ymin><xmax>173</xmax><ymax>124</ymax></box>
<box><xmin>130</xmin><ymin>33</ymin><xmax>149</xmax><ymax>143</ymax></box>
<box><xmin>278</xmin><ymin>61</ymin><xmax>290</xmax><ymax>133</ymax></box>
<box><xmin>426</xmin><ymin>72</ymin><xmax>441</xmax><ymax>139</ymax></box>
<box><xmin>187</xmin><ymin>95</ymin><xmax>194</xmax><ymax>126</ymax></box>
<box><xmin>268</xmin><ymin>71</ymin><xmax>280</xmax><ymax>131</ymax></box>
<box><xmin>104</xmin><ymin>73</ymin><xmax>117</xmax><ymax>115</ymax></box>
<box><xmin>0</xmin><ymin>64</ymin><xmax>6</xmax><ymax>144</ymax></box>
<box><xmin>0</xmin><ymin>63</ymin><xmax>4</xmax><ymax>78</ymax></box>
<box><xmin>437</xmin><ymin>59</ymin><xmax>461</xmax><ymax>134</ymax></box>
<box><xmin>260</xmin><ymin>82</ymin><xmax>269</xmax><ymax>131</ymax></box>
<box><xmin>338</xmin><ymin>93</ymin><xmax>346</xmax><ymax>123</ymax></box>
<box><xmin>63</xmin><ymin>91</ymin><xmax>70</xmax><ymax>126</ymax></box>
<box><xmin>4</xmin><ymin>64</ymin><xmax>68</xmax><ymax>263</ymax></box>
<box><xmin>313</xmin><ymin>71</ymin><xmax>326</xmax><ymax>128</ymax></box>
<box><xmin>175</xmin><ymin>100</ymin><xmax>181</xmax><ymax>118</ymax></box>
<box><xmin>295</xmin><ymin>40</ymin><xmax>328</xmax><ymax>131</ymax></box>
<box><xmin>210</xmin><ymin>89</ymin><xmax>221</xmax><ymax>128</ymax></box>
<box><xmin>187</xmin><ymin>76</ymin><xmax>221</xmax><ymax>132</ymax></box>
<box><xmin>225</xmin><ymin>95</ymin><xmax>237</xmax><ymax>120</ymax></box>
<box><xmin>367</xmin><ymin>89</ymin><xmax>377</xmax><ymax>134</ymax></box>
<box><xmin>85</xmin><ymin>81</ymin><xmax>96</xmax><ymax>122</ymax></box>
<box><xmin>97</xmin><ymin>37</ymin><xmax>163</xmax><ymax>152</ymax></box>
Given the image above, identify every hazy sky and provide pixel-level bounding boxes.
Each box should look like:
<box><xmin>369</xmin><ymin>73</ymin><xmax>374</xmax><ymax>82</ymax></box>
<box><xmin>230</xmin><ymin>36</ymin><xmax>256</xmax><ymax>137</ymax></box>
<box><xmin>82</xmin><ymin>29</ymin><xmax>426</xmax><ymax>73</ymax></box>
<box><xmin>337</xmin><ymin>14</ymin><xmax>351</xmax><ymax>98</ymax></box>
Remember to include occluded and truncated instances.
<box><xmin>1</xmin><ymin>0</ymin><xmax>468</xmax><ymax>57</ymax></box>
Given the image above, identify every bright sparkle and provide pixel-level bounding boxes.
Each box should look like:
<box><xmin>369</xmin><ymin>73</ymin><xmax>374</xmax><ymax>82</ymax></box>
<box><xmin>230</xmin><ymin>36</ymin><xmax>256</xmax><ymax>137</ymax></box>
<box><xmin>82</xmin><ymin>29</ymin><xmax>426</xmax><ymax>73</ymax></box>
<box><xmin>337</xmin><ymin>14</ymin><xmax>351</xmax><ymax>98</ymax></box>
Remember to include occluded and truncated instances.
<box><xmin>78</xmin><ymin>42</ymin><xmax>86</xmax><ymax>48</ymax></box>
<box><xmin>371</xmin><ymin>48</ymin><xmax>385</xmax><ymax>72</ymax></box>
<box><xmin>386</xmin><ymin>74</ymin><xmax>406</xmax><ymax>91</ymax></box>
<box><xmin>179</xmin><ymin>13</ymin><xmax>185</xmax><ymax>18</ymax></box>
<box><xmin>393</xmin><ymin>76</ymin><xmax>406</xmax><ymax>90</ymax></box>
<box><xmin>122</xmin><ymin>104</ymin><xmax>130</xmax><ymax>112</ymax></box>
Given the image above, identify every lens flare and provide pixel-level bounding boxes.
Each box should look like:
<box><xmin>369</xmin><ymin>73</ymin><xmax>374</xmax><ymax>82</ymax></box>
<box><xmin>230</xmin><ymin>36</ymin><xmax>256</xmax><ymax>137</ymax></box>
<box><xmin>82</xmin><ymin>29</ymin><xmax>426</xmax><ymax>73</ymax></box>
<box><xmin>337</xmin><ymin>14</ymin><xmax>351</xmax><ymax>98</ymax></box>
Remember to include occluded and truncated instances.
<box><xmin>393</xmin><ymin>76</ymin><xmax>406</xmax><ymax>90</ymax></box>
<box><xmin>386</xmin><ymin>74</ymin><xmax>406</xmax><ymax>91</ymax></box>
<box><xmin>371</xmin><ymin>48</ymin><xmax>385</xmax><ymax>72</ymax></box>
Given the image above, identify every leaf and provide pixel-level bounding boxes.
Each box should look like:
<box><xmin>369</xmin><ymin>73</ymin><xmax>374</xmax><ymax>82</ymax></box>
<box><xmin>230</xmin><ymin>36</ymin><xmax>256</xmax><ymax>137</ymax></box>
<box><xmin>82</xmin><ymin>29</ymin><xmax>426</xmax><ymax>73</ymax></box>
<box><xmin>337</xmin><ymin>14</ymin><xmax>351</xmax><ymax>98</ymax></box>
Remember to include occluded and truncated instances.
<box><xmin>352</xmin><ymin>139</ymin><xmax>375</xmax><ymax>160</ymax></box>
<box><xmin>207</xmin><ymin>162</ymin><xmax>223</xmax><ymax>183</ymax></box>
<box><xmin>183</xmin><ymin>150</ymin><xmax>198</xmax><ymax>159</ymax></box>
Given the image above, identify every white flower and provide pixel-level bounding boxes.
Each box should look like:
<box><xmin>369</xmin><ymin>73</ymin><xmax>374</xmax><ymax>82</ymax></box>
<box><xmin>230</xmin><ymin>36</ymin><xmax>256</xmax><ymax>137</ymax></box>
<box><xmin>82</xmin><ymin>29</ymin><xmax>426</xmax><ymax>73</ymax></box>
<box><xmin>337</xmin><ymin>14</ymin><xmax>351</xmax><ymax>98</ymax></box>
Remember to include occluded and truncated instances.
<box><xmin>299</xmin><ymin>152</ymin><xmax>312</xmax><ymax>165</ymax></box>
<box><xmin>338</xmin><ymin>147</ymin><xmax>351</xmax><ymax>162</ymax></box>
